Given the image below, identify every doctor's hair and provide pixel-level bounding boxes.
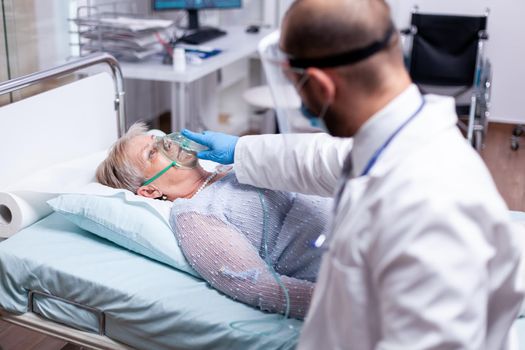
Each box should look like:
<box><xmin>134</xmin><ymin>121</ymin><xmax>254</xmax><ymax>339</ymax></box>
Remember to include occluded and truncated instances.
<box><xmin>282</xmin><ymin>0</ymin><xmax>403</xmax><ymax>93</ymax></box>
<box><xmin>96</xmin><ymin>122</ymin><xmax>147</xmax><ymax>193</ymax></box>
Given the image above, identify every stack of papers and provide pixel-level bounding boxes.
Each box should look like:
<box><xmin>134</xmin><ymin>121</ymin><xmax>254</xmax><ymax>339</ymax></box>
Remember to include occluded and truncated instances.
<box><xmin>75</xmin><ymin>16</ymin><xmax>175</xmax><ymax>61</ymax></box>
<box><xmin>98</xmin><ymin>17</ymin><xmax>174</xmax><ymax>32</ymax></box>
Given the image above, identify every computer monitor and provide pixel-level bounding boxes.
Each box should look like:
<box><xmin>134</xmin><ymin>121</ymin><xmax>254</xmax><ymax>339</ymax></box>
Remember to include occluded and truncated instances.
<box><xmin>153</xmin><ymin>0</ymin><xmax>242</xmax><ymax>30</ymax></box>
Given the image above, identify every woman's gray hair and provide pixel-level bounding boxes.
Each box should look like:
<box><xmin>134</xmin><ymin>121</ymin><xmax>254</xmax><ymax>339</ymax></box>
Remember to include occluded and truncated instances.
<box><xmin>96</xmin><ymin>122</ymin><xmax>148</xmax><ymax>193</ymax></box>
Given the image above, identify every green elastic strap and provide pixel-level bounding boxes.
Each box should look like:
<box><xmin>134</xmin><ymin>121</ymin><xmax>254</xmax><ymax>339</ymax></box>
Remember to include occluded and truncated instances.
<box><xmin>142</xmin><ymin>161</ymin><xmax>176</xmax><ymax>186</ymax></box>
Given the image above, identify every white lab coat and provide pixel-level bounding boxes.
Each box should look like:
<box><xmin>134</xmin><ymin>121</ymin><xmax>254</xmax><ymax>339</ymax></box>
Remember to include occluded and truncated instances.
<box><xmin>234</xmin><ymin>85</ymin><xmax>525</xmax><ymax>349</ymax></box>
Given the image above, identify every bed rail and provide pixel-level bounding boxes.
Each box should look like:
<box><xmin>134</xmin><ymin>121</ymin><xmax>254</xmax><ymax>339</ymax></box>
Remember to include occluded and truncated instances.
<box><xmin>0</xmin><ymin>52</ymin><xmax>126</xmax><ymax>136</ymax></box>
<box><xmin>28</xmin><ymin>290</ymin><xmax>106</xmax><ymax>336</ymax></box>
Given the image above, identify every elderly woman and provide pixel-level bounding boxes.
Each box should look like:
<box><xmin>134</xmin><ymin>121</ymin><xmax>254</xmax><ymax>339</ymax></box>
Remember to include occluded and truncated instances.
<box><xmin>96</xmin><ymin>123</ymin><xmax>331</xmax><ymax>319</ymax></box>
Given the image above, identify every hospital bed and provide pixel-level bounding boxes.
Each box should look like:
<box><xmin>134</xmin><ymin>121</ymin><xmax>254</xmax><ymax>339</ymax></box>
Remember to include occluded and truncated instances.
<box><xmin>0</xmin><ymin>53</ymin><xmax>300</xmax><ymax>350</ymax></box>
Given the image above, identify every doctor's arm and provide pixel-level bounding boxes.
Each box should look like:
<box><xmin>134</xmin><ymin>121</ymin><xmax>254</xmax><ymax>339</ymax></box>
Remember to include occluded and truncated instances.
<box><xmin>173</xmin><ymin>212</ymin><xmax>315</xmax><ymax>319</ymax></box>
<box><xmin>234</xmin><ymin>133</ymin><xmax>352</xmax><ymax>196</ymax></box>
<box><xmin>182</xmin><ymin>129</ymin><xmax>353</xmax><ymax>197</ymax></box>
<box><xmin>372</xmin><ymin>201</ymin><xmax>494</xmax><ymax>350</ymax></box>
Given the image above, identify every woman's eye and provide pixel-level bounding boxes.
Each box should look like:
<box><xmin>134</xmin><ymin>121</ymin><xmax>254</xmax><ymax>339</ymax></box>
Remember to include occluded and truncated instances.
<box><xmin>148</xmin><ymin>148</ymin><xmax>157</xmax><ymax>159</ymax></box>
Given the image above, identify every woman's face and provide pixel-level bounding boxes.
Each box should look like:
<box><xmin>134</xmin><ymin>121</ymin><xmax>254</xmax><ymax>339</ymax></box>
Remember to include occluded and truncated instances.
<box><xmin>157</xmin><ymin>134</ymin><xmax>199</xmax><ymax>168</ymax></box>
<box><xmin>129</xmin><ymin>134</ymin><xmax>197</xmax><ymax>196</ymax></box>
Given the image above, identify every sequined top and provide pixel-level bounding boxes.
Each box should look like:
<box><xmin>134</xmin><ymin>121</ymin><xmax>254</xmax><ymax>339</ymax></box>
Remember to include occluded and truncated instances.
<box><xmin>169</xmin><ymin>172</ymin><xmax>332</xmax><ymax>319</ymax></box>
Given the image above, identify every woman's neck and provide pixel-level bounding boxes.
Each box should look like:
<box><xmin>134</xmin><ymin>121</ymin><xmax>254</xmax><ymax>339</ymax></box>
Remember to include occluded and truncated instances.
<box><xmin>168</xmin><ymin>166</ymin><xmax>230</xmax><ymax>201</ymax></box>
<box><xmin>176</xmin><ymin>167</ymin><xmax>212</xmax><ymax>199</ymax></box>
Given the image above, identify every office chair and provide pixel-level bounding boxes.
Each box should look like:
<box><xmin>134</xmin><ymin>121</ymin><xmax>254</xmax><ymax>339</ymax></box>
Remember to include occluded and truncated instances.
<box><xmin>401</xmin><ymin>7</ymin><xmax>492</xmax><ymax>151</ymax></box>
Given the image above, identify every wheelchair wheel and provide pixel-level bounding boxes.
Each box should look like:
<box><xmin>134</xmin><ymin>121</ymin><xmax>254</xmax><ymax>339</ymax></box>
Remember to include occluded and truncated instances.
<box><xmin>513</xmin><ymin>125</ymin><xmax>524</xmax><ymax>137</ymax></box>
<box><xmin>474</xmin><ymin>129</ymin><xmax>484</xmax><ymax>152</ymax></box>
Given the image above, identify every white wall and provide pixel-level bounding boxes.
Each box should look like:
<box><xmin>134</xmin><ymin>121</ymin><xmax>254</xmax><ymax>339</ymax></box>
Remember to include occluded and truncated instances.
<box><xmin>387</xmin><ymin>0</ymin><xmax>525</xmax><ymax>124</ymax></box>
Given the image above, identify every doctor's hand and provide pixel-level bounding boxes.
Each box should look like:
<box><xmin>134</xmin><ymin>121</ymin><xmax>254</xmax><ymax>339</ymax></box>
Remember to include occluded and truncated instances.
<box><xmin>182</xmin><ymin>129</ymin><xmax>239</xmax><ymax>164</ymax></box>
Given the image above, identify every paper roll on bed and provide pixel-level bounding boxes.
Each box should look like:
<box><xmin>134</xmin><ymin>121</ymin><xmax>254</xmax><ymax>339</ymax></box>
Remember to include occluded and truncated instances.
<box><xmin>0</xmin><ymin>150</ymin><xmax>108</xmax><ymax>238</ymax></box>
<box><xmin>0</xmin><ymin>191</ymin><xmax>56</xmax><ymax>238</ymax></box>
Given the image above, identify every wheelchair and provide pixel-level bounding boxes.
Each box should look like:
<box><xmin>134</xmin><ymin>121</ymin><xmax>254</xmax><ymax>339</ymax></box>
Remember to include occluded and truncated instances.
<box><xmin>401</xmin><ymin>7</ymin><xmax>492</xmax><ymax>152</ymax></box>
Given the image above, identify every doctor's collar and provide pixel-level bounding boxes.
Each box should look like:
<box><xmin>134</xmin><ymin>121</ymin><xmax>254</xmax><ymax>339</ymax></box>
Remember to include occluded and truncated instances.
<box><xmin>287</xmin><ymin>24</ymin><xmax>396</xmax><ymax>69</ymax></box>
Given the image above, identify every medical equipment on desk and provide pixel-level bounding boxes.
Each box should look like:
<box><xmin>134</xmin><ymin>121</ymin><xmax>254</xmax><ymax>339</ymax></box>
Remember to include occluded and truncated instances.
<box><xmin>172</xmin><ymin>47</ymin><xmax>187</xmax><ymax>72</ymax></box>
<box><xmin>157</xmin><ymin>32</ymin><xmax>222</xmax><ymax>66</ymax></box>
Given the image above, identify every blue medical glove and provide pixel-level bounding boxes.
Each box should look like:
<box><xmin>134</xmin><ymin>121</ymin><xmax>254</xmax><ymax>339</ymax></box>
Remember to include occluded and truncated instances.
<box><xmin>182</xmin><ymin>129</ymin><xmax>239</xmax><ymax>164</ymax></box>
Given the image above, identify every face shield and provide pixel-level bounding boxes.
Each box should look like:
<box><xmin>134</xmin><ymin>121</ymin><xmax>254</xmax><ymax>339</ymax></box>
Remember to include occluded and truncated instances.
<box><xmin>258</xmin><ymin>26</ymin><xmax>396</xmax><ymax>134</ymax></box>
<box><xmin>258</xmin><ymin>31</ymin><xmax>314</xmax><ymax>134</ymax></box>
<box><xmin>142</xmin><ymin>132</ymin><xmax>209</xmax><ymax>186</ymax></box>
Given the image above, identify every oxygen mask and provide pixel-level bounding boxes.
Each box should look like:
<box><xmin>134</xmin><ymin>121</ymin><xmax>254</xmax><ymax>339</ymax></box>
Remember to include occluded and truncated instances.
<box><xmin>155</xmin><ymin>132</ymin><xmax>208</xmax><ymax>169</ymax></box>
<box><xmin>142</xmin><ymin>132</ymin><xmax>209</xmax><ymax>186</ymax></box>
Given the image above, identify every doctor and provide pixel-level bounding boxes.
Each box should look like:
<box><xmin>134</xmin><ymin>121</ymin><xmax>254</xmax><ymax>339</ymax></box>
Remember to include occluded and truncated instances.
<box><xmin>183</xmin><ymin>0</ymin><xmax>525</xmax><ymax>348</ymax></box>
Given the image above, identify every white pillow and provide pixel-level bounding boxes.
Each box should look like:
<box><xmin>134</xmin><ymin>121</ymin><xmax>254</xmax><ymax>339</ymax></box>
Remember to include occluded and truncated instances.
<box><xmin>47</xmin><ymin>184</ymin><xmax>200</xmax><ymax>278</ymax></box>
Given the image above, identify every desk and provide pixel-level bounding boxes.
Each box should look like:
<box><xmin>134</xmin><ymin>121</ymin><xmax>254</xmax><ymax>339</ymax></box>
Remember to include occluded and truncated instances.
<box><xmin>119</xmin><ymin>26</ymin><xmax>274</xmax><ymax>131</ymax></box>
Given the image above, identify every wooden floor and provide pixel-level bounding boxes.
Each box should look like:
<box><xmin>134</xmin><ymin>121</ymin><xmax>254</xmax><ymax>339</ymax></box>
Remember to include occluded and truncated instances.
<box><xmin>481</xmin><ymin>123</ymin><xmax>525</xmax><ymax>211</ymax></box>
<box><xmin>0</xmin><ymin>122</ymin><xmax>524</xmax><ymax>349</ymax></box>
<box><xmin>0</xmin><ymin>319</ymin><xmax>77</xmax><ymax>350</ymax></box>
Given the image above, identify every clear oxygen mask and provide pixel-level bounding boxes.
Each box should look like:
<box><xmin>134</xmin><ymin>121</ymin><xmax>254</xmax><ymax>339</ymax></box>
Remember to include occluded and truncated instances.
<box><xmin>142</xmin><ymin>132</ymin><xmax>209</xmax><ymax>186</ymax></box>
<box><xmin>156</xmin><ymin>132</ymin><xmax>209</xmax><ymax>169</ymax></box>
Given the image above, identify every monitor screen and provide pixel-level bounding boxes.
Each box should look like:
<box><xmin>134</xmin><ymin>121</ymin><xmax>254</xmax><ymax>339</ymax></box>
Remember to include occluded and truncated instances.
<box><xmin>153</xmin><ymin>0</ymin><xmax>242</xmax><ymax>10</ymax></box>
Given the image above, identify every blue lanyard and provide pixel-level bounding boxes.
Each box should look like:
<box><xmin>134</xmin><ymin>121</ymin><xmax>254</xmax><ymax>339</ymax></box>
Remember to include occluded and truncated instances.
<box><xmin>359</xmin><ymin>98</ymin><xmax>426</xmax><ymax>177</ymax></box>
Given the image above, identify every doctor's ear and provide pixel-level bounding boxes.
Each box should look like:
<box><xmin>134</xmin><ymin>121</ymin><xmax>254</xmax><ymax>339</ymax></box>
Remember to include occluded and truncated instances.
<box><xmin>306</xmin><ymin>67</ymin><xmax>336</xmax><ymax>103</ymax></box>
<box><xmin>136</xmin><ymin>185</ymin><xmax>162</xmax><ymax>199</ymax></box>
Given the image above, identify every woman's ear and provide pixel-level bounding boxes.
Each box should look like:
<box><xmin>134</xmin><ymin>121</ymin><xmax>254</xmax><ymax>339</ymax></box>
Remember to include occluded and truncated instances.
<box><xmin>306</xmin><ymin>67</ymin><xmax>336</xmax><ymax>104</ymax></box>
<box><xmin>136</xmin><ymin>185</ymin><xmax>162</xmax><ymax>199</ymax></box>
